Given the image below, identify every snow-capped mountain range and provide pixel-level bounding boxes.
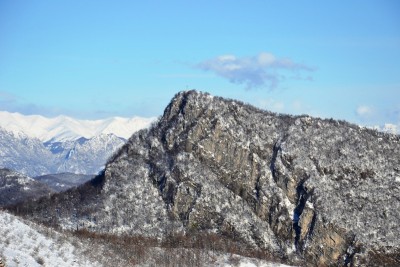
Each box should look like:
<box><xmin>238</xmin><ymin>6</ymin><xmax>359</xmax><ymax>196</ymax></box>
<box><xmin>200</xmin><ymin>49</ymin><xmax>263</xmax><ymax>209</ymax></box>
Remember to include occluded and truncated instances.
<box><xmin>0</xmin><ymin>111</ymin><xmax>156</xmax><ymax>176</ymax></box>
<box><xmin>0</xmin><ymin>111</ymin><xmax>156</xmax><ymax>142</ymax></box>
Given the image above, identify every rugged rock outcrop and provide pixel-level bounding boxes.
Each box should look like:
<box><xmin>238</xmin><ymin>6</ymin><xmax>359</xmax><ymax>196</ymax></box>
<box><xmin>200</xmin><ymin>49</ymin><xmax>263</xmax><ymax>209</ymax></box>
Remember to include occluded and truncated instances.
<box><xmin>12</xmin><ymin>91</ymin><xmax>400</xmax><ymax>266</ymax></box>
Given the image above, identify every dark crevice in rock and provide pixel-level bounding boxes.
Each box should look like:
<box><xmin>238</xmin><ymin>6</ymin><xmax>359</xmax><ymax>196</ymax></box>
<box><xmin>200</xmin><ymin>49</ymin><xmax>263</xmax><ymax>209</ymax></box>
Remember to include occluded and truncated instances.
<box><xmin>157</xmin><ymin>174</ymin><xmax>167</xmax><ymax>192</ymax></box>
<box><xmin>158</xmin><ymin>177</ymin><xmax>177</xmax><ymax>207</ymax></box>
<box><xmin>178</xmin><ymin>97</ymin><xmax>188</xmax><ymax>116</ymax></box>
<box><xmin>270</xmin><ymin>139</ymin><xmax>282</xmax><ymax>183</ymax></box>
<box><xmin>148</xmin><ymin>154</ymin><xmax>177</xmax><ymax>207</ymax></box>
<box><xmin>306</xmin><ymin>210</ymin><xmax>317</xmax><ymax>241</ymax></box>
<box><xmin>253</xmin><ymin>159</ymin><xmax>262</xmax><ymax>212</ymax></box>
<box><xmin>293</xmin><ymin>178</ymin><xmax>309</xmax><ymax>251</ymax></box>
<box><xmin>254</xmin><ymin>179</ymin><xmax>261</xmax><ymax>202</ymax></box>
<box><xmin>163</xmin><ymin>181</ymin><xmax>177</xmax><ymax>207</ymax></box>
<box><xmin>344</xmin><ymin>235</ymin><xmax>360</xmax><ymax>266</ymax></box>
<box><xmin>181</xmin><ymin>184</ymin><xmax>202</xmax><ymax>226</ymax></box>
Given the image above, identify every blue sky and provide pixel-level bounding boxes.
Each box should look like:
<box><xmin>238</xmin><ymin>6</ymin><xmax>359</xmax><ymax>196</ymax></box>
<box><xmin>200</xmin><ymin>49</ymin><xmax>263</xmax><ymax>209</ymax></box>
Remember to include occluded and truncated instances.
<box><xmin>0</xmin><ymin>1</ymin><xmax>399</xmax><ymax>130</ymax></box>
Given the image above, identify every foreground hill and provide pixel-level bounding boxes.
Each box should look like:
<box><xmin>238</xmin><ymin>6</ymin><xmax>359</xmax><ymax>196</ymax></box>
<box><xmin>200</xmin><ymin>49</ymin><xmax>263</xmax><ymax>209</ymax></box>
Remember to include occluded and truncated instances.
<box><xmin>11</xmin><ymin>91</ymin><xmax>400</xmax><ymax>266</ymax></box>
<box><xmin>0</xmin><ymin>210</ymin><xmax>294</xmax><ymax>267</ymax></box>
<box><xmin>0</xmin><ymin>211</ymin><xmax>101</xmax><ymax>266</ymax></box>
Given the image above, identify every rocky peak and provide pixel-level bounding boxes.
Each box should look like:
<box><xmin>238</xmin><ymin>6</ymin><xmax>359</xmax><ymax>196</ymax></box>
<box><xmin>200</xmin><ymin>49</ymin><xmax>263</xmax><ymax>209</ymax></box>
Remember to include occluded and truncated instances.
<box><xmin>12</xmin><ymin>91</ymin><xmax>400</xmax><ymax>266</ymax></box>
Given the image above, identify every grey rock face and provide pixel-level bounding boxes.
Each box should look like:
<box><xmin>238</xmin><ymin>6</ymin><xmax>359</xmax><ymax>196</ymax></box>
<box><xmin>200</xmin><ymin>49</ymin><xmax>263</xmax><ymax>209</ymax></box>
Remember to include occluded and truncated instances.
<box><xmin>14</xmin><ymin>91</ymin><xmax>400</xmax><ymax>266</ymax></box>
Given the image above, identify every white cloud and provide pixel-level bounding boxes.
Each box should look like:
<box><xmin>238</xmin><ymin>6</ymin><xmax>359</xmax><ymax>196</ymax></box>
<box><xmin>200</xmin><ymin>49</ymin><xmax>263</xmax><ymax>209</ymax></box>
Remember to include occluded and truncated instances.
<box><xmin>257</xmin><ymin>52</ymin><xmax>275</xmax><ymax>65</ymax></box>
<box><xmin>196</xmin><ymin>52</ymin><xmax>314</xmax><ymax>89</ymax></box>
<box><xmin>356</xmin><ymin>105</ymin><xmax>374</xmax><ymax>117</ymax></box>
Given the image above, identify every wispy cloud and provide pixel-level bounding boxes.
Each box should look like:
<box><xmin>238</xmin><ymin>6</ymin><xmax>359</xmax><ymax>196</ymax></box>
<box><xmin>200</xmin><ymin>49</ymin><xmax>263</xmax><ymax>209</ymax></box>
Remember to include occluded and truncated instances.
<box><xmin>356</xmin><ymin>105</ymin><xmax>374</xmax><ymax>117</ymax></box>
<box><xmin>195</xmin><ymin>52</ymin><xmax>314</xmax><ymax>89</ymax></box>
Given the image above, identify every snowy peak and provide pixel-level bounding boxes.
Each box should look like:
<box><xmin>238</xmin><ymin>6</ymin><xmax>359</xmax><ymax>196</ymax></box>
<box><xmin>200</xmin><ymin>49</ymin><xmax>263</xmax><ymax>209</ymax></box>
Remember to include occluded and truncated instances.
<box><xmin>0</xmin><ymin>111</ymin><xmax>156</xmax><ymax>142</ymax></box>
<box><xmin>88</xmin><ymin>116</ymin><xmax>155</xmax><ymax>140</ymax></box>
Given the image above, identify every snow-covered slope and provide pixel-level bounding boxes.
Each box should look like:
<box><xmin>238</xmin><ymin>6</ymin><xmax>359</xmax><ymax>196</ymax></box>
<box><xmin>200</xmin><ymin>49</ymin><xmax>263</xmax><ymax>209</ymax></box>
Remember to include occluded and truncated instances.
<box><xmin>0</xmin><ymin>211</ymin><xmax>101</xmax><ymax>267</ymax></box>
<box><xmin>0</xmin><ymin>111</ymin><xmax>156</xmax><ymax>142</ymax></box>
<box><xmin>0</xmin><ymin>210</ymin><xmax>295</xmax><ymax>267</ymax></box>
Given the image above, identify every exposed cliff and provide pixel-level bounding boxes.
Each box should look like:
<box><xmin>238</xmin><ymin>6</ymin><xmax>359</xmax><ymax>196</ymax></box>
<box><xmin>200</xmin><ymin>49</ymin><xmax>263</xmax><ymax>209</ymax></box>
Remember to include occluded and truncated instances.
<box><xmin>12</xmin><ymin>91</ymin><xmax>400</xmax><ymax>266</ymax></box>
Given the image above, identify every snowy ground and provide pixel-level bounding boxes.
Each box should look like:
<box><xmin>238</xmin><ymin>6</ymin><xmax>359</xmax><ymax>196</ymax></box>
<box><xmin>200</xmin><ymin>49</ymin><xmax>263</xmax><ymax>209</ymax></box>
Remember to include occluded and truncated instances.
<box><xmin>212</xmin><ymin>254</ymin><xmax>294</xmax><ymax>267</ymax></box>
<box><xmin>0</xmin><ymin>211</ymin><xmax>295</xmax><ymax>267</ymax></box>
<box><xmin>0</xmin><ymin>211</ymin><xmax>100</xmax><ymax>267</ymax></box>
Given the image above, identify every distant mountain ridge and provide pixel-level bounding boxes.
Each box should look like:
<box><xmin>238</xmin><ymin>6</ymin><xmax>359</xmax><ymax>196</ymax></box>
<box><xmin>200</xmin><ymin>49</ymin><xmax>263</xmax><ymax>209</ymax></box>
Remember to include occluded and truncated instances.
<box><xmin>0</xmin><ymin>125</ymin><xmax>128</xmax><ymax>176</ymax></box>
<box><xmin>0</xmin><ymin>112</ymin><xmax>155</xmax><ymax>176</ymax></box>
<box><xmin>0</xmin><ymin>126</ymin><xmax>55</xmax><ymax>176</ymax></box>
<box><xmin>0</xmin><ymin>111</ymin><xmax>156</xmax><ymax>142</ymax></box>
